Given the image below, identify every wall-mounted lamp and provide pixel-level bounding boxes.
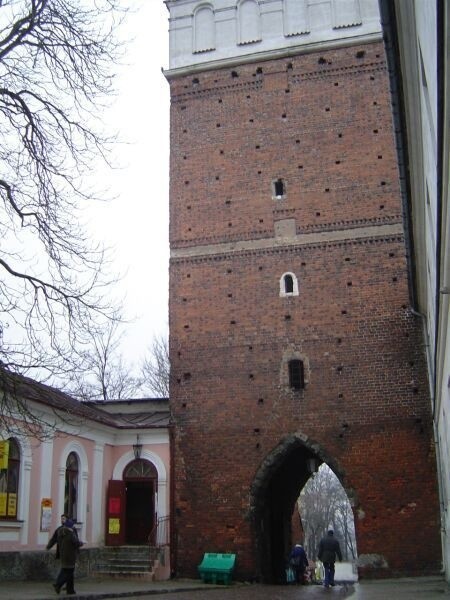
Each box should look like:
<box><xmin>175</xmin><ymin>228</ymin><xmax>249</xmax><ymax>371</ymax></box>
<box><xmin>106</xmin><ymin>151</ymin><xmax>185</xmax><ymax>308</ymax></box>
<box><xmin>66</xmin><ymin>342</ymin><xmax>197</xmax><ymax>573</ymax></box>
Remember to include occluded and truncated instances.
<box><xmin>306</xmin><ymin>457</ymin><xmax>320</xmax><ymax>475</ymax></box>
<box><xmin>133</xmin><ymin>434</ymin><xmax>142</xmax><ymax>459</ymax></box>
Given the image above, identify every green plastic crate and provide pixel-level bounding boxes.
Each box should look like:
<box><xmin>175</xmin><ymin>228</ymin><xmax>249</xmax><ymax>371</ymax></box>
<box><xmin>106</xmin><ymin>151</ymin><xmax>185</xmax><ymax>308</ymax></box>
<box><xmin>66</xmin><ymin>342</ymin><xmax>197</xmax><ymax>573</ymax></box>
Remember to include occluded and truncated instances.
<box><xmin>198</xmin><ymin>552</ymin><xmax>236</xmax><ymax>585</ymax></box>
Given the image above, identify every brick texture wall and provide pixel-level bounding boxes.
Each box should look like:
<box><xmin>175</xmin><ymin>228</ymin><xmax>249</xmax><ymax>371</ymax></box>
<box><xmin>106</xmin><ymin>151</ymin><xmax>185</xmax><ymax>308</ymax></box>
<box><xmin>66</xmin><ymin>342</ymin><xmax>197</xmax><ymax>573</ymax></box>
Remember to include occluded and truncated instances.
<box><xmin>168</xmin><ymin>41</ymin><xmax>441</xmax><ymax>581</ymax></box>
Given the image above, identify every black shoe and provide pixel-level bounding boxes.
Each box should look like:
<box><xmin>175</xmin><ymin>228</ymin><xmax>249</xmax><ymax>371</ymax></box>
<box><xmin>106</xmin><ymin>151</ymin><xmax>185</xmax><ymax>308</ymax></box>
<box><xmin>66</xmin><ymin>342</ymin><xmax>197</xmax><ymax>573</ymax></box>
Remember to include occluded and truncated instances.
<box><xmin>66</xmin><ymin>592</ymin><xmax>76</xmax><ymax>596</ymax></box>
<box><xmin>53</xmin><ymin>584</ymin><xmax>61</xmax><ymax>594</ymax></box>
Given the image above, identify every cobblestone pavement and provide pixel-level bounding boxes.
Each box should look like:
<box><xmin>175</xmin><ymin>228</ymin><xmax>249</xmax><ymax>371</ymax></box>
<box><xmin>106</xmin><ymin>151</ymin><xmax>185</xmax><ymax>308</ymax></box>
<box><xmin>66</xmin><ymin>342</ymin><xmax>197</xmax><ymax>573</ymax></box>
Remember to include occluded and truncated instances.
<box><xmin>125</xmin><ymin>583</ymin><xmax>355</xmax><ymax>600</ymax></box>
<box><xmin>124</xmin><ymin>578</ymin><xmax>450</xmax><ymax>600</ymax></box>
<box><xmin>0</xmin><ymin>575</ymin><xmax>448</xmax><ymax>600</ymax></box>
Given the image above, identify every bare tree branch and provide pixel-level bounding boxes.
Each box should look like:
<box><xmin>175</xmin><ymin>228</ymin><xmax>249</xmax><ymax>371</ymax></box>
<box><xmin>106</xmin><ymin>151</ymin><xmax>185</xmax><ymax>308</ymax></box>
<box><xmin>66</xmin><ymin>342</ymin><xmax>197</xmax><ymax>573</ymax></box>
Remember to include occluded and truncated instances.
<box><xmin>0</xmin><ymin>0</ymin><xmax>128</xmax><ymax>431</ymax></box>
<box><xmin>67</xmin><ymin>320</ymin><xmax>141</xmax><ymax>402</ymax></box>
<box><xmin>140</xmin><ymin>335</ymin><xmax>170</xmax><ymax>398</ymax></box>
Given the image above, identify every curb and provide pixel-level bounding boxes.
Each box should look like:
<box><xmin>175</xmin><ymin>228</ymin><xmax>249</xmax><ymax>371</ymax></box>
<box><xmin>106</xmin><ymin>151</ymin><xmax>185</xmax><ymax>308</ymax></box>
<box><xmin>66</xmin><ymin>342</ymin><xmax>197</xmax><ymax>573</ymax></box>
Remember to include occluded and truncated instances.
<box><xmin>47</xmin><ymin>586</ymin><xmax>226</xmax><ymax>600</ymax></box>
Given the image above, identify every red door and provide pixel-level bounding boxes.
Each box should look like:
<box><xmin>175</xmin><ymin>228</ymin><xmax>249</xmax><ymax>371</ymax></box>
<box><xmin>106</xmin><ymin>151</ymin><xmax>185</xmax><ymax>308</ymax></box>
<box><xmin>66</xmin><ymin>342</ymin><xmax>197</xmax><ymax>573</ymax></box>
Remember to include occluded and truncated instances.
<box><xmin>105</xmin><ymin>480</ymin><xmax>126</xmax><ymax>546</ymax></box>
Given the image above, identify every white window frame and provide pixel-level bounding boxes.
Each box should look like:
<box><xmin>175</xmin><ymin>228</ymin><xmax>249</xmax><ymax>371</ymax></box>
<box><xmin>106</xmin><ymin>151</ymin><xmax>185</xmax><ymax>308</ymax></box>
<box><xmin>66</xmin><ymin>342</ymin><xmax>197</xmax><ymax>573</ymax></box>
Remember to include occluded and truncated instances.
<box><xmin>0</xmin><ymin>432</ymin><xmax>32</xmax><ymax>544</ymax></box>
<box><xmin>58</xmin><ymin>441</ymin><xmax>88</xmax><ymax>542</ymax></box>
<box><xmin>280</xmin><ymin>272</ymin><xmax>299</xmax><ymax>297</ymax></box>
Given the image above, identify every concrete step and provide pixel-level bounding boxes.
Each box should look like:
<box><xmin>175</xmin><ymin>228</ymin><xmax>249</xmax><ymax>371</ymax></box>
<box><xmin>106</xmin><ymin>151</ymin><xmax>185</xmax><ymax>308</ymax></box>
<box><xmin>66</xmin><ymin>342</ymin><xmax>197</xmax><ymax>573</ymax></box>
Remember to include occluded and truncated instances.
<box><xmin>92</xmin><ymin>545</ymin><xmax>158</xmax><ymax>580</ymax></box>
<box><xmin>100</xmin><ymin>547</ymin><xmax>152</xmax><ymax>555</ymax></box>
<box><xmin>97</xmin><ymin>556</ymin><xmax>152</xmax><ymax>564</ymax></box>
<box><xmin>96</xmin><ymin>563</ymin><xmax>153</xmax><ymax>572</ymax></box>
<box><xmin>93</xmin><ymin>570</ymin><xmax>155</xmax><ymax>581</ymax></box>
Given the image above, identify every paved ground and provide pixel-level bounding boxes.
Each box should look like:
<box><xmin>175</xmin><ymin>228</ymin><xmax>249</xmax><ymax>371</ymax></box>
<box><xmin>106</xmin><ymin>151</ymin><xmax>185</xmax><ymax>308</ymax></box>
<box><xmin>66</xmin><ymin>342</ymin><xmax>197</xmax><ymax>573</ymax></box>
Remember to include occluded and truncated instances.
<box><xmin>0</xmin><ymin>562</ymin><xmax>448</xmax><ymax>600</ymax></box>
<box><xmin>1</xmin><ymin>576</ymin><xmax>449</xmax><ymax>600</ymax></box>
<box><xmin>125</xmin><ymin>579</ymin><xmax>450</xmax><ymax>600</ymax></box>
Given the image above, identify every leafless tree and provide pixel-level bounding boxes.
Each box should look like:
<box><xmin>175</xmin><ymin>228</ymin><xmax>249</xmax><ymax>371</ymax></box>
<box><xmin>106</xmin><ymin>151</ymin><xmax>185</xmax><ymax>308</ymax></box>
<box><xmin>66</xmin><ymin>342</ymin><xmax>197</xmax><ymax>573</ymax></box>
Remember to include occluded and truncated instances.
<box><xmin>0</xmin><ymin>0</ymin><xmax>126</xmax><ymax>390</ymax></box>
<box><xmin>332</xmin><ymin>490</ymin><xmax>357</xmax><ymax>560</ymax></box>
<box><xmin>68</xmin><ymin>321</ymin><xmax>140</xmax><ymax>402</ymax></box>
<box><xmin>298</xmin><ymin>465</ymin><xmax>357</xmax><ymax>561</ymax></box>
<box><xmin>140</xmin><ymin>335</ymin><xmax>169</xmax><ymax>398</ymax></box>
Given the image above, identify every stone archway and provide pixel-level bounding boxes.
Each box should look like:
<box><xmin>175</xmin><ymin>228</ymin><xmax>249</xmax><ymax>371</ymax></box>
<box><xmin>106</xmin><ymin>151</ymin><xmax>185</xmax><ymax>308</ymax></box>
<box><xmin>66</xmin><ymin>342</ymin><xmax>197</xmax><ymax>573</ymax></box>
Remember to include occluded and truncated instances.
<box><xmin>113</xmin><ymin>449</ymin><xmax>168</xmax><ymax>522</ymax></box>
<box><xmin>248</xmin><ymin>432</ymin><xmax>356</xmax><ymax>583</ymax></box>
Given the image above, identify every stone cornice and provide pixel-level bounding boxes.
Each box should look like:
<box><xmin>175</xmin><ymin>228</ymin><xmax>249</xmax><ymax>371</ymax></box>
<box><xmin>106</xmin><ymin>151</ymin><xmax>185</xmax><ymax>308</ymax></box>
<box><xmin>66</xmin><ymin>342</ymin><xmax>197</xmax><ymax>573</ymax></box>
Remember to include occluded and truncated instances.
<box><xmin>170</xmin><ymin>223</ymin><xmax>404</xmax><ymax>262</ymax></box>
<box><xmin>164</xmin><ymin>32</ymin><xmax>383</xmax><ymax>81</ymax></box>
<box><xmin>172</xmin><ymin>215</ymin><xmax>402</xmax><ymax>249</ymax></box>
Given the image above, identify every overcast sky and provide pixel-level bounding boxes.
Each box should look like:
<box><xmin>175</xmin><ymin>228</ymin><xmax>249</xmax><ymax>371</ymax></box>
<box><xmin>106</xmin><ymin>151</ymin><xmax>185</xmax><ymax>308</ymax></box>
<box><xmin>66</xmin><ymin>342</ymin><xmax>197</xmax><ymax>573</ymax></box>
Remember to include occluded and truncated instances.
<box><xmin>89</xmin><ymin>0</ymin><xmax>170</xmax><ymax>367</ymax></box>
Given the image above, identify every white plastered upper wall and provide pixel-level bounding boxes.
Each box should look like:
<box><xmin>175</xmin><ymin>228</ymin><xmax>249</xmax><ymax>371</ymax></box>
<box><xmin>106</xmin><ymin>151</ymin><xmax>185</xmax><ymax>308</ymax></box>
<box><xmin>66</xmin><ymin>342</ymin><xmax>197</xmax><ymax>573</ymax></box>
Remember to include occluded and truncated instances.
<box><xmin>164</xmin><ymin>0</ymin><xmax>382</xmax><ymax>73</ymax></box>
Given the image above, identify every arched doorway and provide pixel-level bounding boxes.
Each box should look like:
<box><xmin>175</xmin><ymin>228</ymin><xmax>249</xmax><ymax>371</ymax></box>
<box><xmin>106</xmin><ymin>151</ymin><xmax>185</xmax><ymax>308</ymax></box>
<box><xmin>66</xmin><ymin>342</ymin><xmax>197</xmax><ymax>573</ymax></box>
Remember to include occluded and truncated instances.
<box><xmin>249</xmin><ymin>434</ymin><xmax>357</xmax><ymax>583</ymax></box>
<box><xmin>107</xmin><ymin>451</ymin><xmax>167</xmax><ymax>547</ymax></box>
<box><xmin>123</xmin><ymin>459</ymin><xmax>157</xmax><ymax>545</ymax></box>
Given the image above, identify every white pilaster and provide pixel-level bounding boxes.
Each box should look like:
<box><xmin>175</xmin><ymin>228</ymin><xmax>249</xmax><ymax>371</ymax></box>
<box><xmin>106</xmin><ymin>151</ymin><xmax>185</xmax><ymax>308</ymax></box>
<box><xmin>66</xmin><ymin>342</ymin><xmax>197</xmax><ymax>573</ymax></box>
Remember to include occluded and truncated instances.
<box><xmin>19</xmin><ymin>458</ymin><xmax>32</xmax><ymax>545</ymax></box>
<box><xmin>37</xmin><ymin>439</ymin><xmax>54</xmax><ymax>545</ymax></box>
<box><xmin>91</xmin><ymin>443</ymin><xmax>104</xmax><ymax>544</ymax></box>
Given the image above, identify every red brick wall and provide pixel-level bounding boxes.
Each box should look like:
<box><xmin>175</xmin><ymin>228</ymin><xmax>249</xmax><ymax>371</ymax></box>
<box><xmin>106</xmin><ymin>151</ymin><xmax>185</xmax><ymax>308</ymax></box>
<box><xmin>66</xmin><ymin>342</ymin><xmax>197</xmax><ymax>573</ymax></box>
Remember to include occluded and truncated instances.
<box><xmin>168</xmin><ymin>41</ymin><xmax>441</xmax><ymax>580</ymax></box>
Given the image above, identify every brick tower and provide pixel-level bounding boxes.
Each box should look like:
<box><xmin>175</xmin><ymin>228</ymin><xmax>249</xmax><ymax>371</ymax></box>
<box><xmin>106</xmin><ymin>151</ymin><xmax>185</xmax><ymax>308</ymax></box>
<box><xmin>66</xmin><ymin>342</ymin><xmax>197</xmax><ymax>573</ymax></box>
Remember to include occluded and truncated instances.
<box><xmin>165</xmin><ymin>0</ymin><xmax>441</xmax><ymax>581</ymax></box>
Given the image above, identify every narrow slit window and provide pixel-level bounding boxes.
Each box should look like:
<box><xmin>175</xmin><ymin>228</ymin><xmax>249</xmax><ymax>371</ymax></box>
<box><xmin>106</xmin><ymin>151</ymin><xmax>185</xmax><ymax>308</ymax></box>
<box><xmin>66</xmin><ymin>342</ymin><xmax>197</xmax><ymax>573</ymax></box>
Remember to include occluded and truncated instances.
<box><xmin>289</xmin><ymin>359</ymin><xmax>304</xmax><ymax>390</ymax></box>
<box><xmin>273</xmin><ymin>178</ymin><xmax>285</xmax><ymax>199</ymax></box>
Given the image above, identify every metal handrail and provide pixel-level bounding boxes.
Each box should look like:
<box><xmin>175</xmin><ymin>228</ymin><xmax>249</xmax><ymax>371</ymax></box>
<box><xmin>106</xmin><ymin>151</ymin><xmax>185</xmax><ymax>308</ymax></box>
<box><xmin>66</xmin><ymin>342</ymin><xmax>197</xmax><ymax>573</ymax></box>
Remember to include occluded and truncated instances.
<box><xmin>148</xmin><ymin>515</ymin><xmax>170</xmax><ymax>547</ymax></box>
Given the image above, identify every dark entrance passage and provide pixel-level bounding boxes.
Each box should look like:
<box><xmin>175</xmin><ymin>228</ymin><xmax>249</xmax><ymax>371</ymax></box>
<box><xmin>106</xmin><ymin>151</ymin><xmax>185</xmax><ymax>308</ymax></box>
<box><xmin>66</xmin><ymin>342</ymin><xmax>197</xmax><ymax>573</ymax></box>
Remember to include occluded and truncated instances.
<box><xmin>250</xmin><ymin>435</ymin><xmax>354</xmax><ymax>584</ymax></box>
<box><xmin>125</xmin><ymin>480</ymin><xmax>153</xmax><ymax>544</ymax></box>
<box><xmin>123</xmin><ymin>459</ymin><xmax>157</xmax><ymax>545</ymax></box>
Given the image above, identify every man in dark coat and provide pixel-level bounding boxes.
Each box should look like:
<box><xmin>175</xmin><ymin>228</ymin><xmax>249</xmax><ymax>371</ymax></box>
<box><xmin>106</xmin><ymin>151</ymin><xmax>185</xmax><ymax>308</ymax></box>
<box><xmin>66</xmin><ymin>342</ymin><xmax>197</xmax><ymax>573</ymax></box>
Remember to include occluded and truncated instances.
<box><xmin>46</xmin><ymin>514</ymin><xmax>68</xmax><ymax>559</ymax></box>
<box><xmin>52</xmin><ymin>519</ymin><xmax>80</xmax><ymax>595</ymax></box>
<box><xmin>317</xmin><ymin>529</ymin><xmax>342</xmax><ymax>588</ymax></box>
<box><xmin>289</xmin><ymin>543</ymin><xmax>309</xmax><ymax>584</ymax></box>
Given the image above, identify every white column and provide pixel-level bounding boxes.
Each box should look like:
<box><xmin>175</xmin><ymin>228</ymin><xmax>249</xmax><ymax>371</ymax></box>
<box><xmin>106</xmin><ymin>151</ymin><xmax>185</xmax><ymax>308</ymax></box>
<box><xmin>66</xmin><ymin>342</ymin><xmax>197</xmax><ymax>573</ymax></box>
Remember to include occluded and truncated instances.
<box><xmin>37</xmin><ymin>439</ymin><xmax>54</xmax><ymax>545</ymax></box>
<box><xmin>57</xmin><ymin>466</ymin><xmax>66</xmax><ymax>518</ymax></box>
<box><xmin>79</xmin><ymin>469</ymin><xmax>88</xmax><ymax>542</ymax></box>
<box><xmin>157</xmin><ymin>479</ymin><xmax>167</xmax><ymax>519</ymax></box>
<box><xmin>19</xmin><ymin>458</ymin><xmax>33</xmax><ymax>545</ymax></box>
<box><xmin>91</xmin><ymin>443</ymin><xmax>104</xmax><ymax>545</ymax></box>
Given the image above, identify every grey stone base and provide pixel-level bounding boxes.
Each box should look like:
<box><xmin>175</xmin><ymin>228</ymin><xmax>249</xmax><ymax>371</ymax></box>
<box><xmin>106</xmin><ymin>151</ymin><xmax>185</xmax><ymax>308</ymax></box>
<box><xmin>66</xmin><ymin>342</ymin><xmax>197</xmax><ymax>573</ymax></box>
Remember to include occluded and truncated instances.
<box><xmin>0</xmin><ymin>548</ymin><xmax>101</xmax><ymax>581</ymax></box>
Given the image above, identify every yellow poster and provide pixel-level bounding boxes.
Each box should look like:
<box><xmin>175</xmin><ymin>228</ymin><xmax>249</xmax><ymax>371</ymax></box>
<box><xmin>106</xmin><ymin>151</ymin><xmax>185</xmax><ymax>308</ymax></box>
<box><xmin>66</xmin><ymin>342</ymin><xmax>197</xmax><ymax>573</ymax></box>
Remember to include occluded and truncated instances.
<box><xmin>7</xmin><ymin>493</ymin><xmax>16</xmax><ymax>517</ymax></box>
<box><xmin>0</xmin><ymin>441</ymin><xmax>9</xmax><ymax>470</ymax></box>
<box><xmin>108</xmin><ymin>518</ymin><xmax>120</xmax><ymax>534</ymax></box>
<box><xmin>0</xmin><ymin>492</ymin><xmax>7</xmax><ymax>517</ymax></box>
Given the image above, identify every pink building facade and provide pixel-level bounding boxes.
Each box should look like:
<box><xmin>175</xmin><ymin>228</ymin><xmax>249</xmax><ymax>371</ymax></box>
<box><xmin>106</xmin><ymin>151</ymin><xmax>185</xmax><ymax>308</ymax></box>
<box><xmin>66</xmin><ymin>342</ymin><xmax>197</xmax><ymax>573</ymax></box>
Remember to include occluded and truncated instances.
<box><xmin>0</xmin><ymin>374</ymin><xmax>171</xmax><ymax>580</ymax></box>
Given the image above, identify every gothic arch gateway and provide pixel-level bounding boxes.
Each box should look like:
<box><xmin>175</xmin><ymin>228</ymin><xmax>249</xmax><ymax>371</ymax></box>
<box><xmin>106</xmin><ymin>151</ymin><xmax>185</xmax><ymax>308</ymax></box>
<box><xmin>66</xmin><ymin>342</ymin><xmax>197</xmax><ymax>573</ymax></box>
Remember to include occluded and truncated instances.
<box><xmin>249</xmin><ymin>434</ymin><xmax>355</xmax><ymax>583</ymax></box>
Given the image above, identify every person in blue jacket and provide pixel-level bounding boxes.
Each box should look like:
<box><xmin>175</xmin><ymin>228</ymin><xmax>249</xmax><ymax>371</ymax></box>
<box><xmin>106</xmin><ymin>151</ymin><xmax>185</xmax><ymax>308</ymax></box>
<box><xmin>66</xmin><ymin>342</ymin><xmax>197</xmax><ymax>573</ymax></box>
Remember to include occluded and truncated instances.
<box><xmin>289</xmin><ymin>542</ymin><xmax>309</xmax><ymax>584</ymax></box>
